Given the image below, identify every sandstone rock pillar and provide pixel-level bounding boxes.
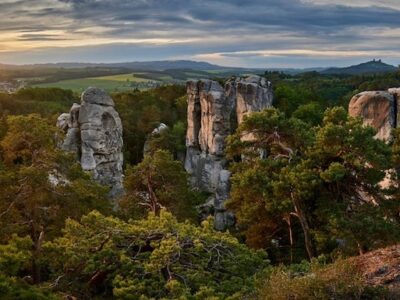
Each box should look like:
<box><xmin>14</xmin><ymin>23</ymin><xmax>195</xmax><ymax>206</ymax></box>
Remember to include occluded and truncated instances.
<box><xmin>185</xmin><ymin>75</ymin><xmax>273</xmax><ymax>230</ymax></box>
<box><xmin>57</xmin><ymin>87</ymin><xmax>124</xmax><ymax>199</ymax></box>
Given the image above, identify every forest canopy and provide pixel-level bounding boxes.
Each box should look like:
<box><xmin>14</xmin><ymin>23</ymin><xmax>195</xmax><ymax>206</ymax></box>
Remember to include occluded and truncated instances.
<box><xmin>0</xmin><ymin>70</ymin><xmax>399</xmax><ymax>299</ymax></box>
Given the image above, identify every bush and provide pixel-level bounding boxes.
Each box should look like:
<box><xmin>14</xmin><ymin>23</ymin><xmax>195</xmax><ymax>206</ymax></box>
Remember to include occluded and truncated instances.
<box><xmin>257</xmin><ymin>258</ymin><xmax>390</xmax><ymax>300</ymax></box>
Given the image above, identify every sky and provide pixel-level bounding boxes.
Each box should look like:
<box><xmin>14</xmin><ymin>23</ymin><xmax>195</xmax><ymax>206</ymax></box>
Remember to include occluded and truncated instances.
<box><xmin>0</xmin><ymin>0</ymin><xmax>400</xmax><ymax>68</ymax></box>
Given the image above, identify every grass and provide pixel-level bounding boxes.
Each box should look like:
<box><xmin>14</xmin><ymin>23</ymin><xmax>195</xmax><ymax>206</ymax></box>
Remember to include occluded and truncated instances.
<box><xmin>92</xmin><ymin>73</ymin><xmax>150</xmax><ymax>82</ymax></box>
<box><xmin>257</xmin><ymin>258</ymin><xmax>391</xmax><ymax>300</ymax></box>
<box><xmin>33</xmin><ymin>73</ymin><xmax>158</xmax><ymax>93</ymax></box>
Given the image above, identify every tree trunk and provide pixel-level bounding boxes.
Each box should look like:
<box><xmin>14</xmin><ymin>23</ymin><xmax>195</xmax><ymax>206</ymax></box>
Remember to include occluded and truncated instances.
<box><xmin>284</xmin><ymin>215</ymin><xmax>294</xmax><ymax>263</ymax></box>
<box><xmin>146</xmin><ymin>174</ymin><xmax>159</xmax><ymax>214</ymax></box>
<box><xmin>30</xmin><ymin>222</ymin><xmax>44</xmax><ymax>283</ymax></box>
<box><xmin>296</xmin><ymin>209</ymin><xmax>315</xmax><ymax>259</ymax></box>
<box><xmin>291</xmin><ymin>194</ymin><xmax>315</xmax><ymax>259</ymax></box>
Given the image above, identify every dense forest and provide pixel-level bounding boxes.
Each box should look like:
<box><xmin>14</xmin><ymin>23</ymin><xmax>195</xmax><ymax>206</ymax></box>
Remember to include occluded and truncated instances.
<box><xmin>0</xmin><ymin>70</ymin><xmax>400</xmax><ymax>299</ymax></box>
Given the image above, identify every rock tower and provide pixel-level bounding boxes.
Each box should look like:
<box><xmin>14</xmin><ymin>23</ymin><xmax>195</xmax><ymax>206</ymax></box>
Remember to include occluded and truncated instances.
<box><xmin>185</xmin><ymin>75</ymin><xmax>273</xmax><ymax>229</ymax></box>
<box><xmin>57</xmin><ymin>87</ymin><xmax>124</xmax><ymax>198</ymax></box>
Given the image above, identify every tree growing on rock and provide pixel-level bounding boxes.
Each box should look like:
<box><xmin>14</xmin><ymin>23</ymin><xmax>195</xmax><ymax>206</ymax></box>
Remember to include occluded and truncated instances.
<box><xmin>226</xmin><ymin>107</ymin><xmax>399</xmax><ymax>260</ymax></box>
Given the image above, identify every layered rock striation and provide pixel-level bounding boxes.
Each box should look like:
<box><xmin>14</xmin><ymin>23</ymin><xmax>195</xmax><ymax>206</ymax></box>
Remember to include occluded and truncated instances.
<box><xmin>349</xmin><ymin>88</ymin><xmax>400</xmax><ymax>190</ymax></box>
<box><xmin>349</xmin><ymin>88</ymin><xmax>400</xmax><ymax>141</ymax></box>
<box><xmin>185</xmin><ymin>75</ymin><xmax>273</xmax><ymax>230</ymax></box>
<box><xmin>57</xmin><ymin>87</ymin><xmax>124</xmax><ymax>198</ymax></box>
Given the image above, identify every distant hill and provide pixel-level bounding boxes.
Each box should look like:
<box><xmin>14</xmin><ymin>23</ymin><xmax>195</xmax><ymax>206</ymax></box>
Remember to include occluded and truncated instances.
<box><xmin>6</xmin><ymin>60</ymin><xmax>237</xmax><ymax>71</ymax></box>
<box><xmin>110</xmin><ymin>60</ymin><xmax>230</xmax><ymax>71</ymax></box>
<box><xmin>321</xmin><ymin>60</ymin><xmax>398</xmax><ymax>75</ymax></box>
<box><xmin>0</xmin><ymin>60</ymin><xmax>399</xmax><ymax>77</ymax></box>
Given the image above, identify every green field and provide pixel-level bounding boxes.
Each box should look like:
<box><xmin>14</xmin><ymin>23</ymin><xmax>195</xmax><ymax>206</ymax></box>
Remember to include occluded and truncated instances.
<box><xmin>33</xmin><ymin>73</ymin><xmax>159</xmax><ymax>93</ymax></box>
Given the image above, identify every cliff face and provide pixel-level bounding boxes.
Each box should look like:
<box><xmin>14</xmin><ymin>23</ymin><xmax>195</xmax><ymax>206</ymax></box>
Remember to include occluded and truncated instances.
<box><xmin>57</xmin><ymin>87</ymin><xmax>124</xmax><ymax>199</ymax></box>
<box><xmin>349</xmin><ymin>91</ymin><xmax>395</xmax><ymax>141</ymax></box>
<box><xmin>185</xmin><ymin>75</ymin><xmax>273</xmax><ymax>230</ymax></box>
<box><xmin>348</xmin><ymin>88</ymin><xmax>400</xmax><ymax>191</ymax></box>
<box><xmin>349</xmin><ymin>88</ymin><xmax>400</xmax><ymax>141</ymax></box>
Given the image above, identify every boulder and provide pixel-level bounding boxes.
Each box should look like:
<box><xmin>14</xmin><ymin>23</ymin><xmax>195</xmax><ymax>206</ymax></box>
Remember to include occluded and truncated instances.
<box><xmin>349</xmin><ymin>91</ymin><xmax>395</xmax><ymax>141</ymax></box>
<box><xmin>57</xmin><ymin>87</ymin><xmax>124</xmax><ymax>199</ymax></box>
<box><xmin>56</xmin><ymin>113</ymin><xmax>71</xmax><ymax>131</ymax></box>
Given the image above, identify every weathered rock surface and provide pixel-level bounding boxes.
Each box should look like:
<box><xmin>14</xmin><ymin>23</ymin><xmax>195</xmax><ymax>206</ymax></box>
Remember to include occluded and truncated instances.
<box><xmin>185</xmin><ymin>75</ymin><xmax>273</xmax><ymax>229</ymax></box>
<box><xmin>348</xmin><ymin>88</ymin><xmax>400</xmax><ymax>193</ymax></box>
<box><xmin>57</xmin><ymin>87</ymin><xmax>124</xmax><ymax>198</ymax></box>
<box><xmin>349</xmin><ymin>91</ymin><xmax>395</xmax><ymax>141</ymax></box>
<box><xmin>143</xmin><ymin>123</ymin><xmax>169</xmax><ymax>154</ymax></box>
<box><xmin>389</xmin><ymin>88</ymin><xmax>400</xmax><ymax>128</ymax></box>
<box><xmin>235</xmin><ymin>75</ymin><xmax>274</xmax><ymax>124</ymax></box>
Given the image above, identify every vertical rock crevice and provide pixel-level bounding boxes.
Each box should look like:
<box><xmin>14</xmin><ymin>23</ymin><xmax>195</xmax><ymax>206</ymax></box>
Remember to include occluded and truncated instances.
<box><xmin>57</xmin><ymin>87</ymin><xmax>124</xmax><ymax>199</ymax></box>
<box><xmin>388</xmin><ymin>88</ymin><xmax>400</xmax><ymax>128</ymax></box>
<box><xmin>185</xmin><ymin>75</ymin><xmax>273</xmax><ymax>230</ymax></box>
<box><xmin>349</xmin><ymin>91</ymin><xmax>395</xmax><ymax>141</ymax></box>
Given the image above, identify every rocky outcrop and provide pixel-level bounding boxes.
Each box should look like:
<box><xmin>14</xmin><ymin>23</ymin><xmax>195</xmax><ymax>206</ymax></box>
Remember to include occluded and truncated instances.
<box><xmin>349</xmin><ymin>91</ymin><xmax>395</xmax><ymax>141</ymax></box>
<box><xmin>349</xmin><ymin>88</ymin><xmax>400</xmax><ymax>192</ymax></box>
<box><xmin>389</xmin><ymin>88</ymin><xmax>400</xmax><ymax>128</ymax></box>
<box><xmin>235</xmin><ymin>75</ymin><xmax>274</xmax><ymax>124</ymax></box>
<box><xmin>57</xmin><ymin>87</ymin><xmax>124</xmax><ymax>199</ymax></box>
<box><xmin>185</xmin><ymin>80</ymin><xmax>234</xmax><ymax>193</ymax></box>
<box><xmin>143</xmin><ymin>123</ymin><xmax>169</xmax><ymax>154</ymax></box>
<box><xmin>351</xmin><ymin>244</ymin><xmax>400</xmax><ymax>296</ymax></box>
<box><xmin>185</xmin><ymin>75</ymin><xmax>273</xmax><ymax>230</ymax></box>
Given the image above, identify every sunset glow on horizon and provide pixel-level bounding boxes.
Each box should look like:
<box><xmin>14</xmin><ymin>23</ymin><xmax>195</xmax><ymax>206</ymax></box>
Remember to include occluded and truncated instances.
<box><xmin>1</xmin><ymin>0</ymin><xmax>400</xmax><ymax>68</ymax></box>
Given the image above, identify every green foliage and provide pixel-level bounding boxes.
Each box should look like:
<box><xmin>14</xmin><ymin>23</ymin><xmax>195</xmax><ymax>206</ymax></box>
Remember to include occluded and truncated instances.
<box><xmin>45</xmin><ymin>210</ymin><xmax>268</xmax><ymax>299</ymax></box>
<box><xmin>113</xmin><ymin>85</ymin><xmax>186</xmax><ymax>164</ymax></box>
<box><xmin>0</xmin><ymin>275</ymin><xmax>60</xmax><ymax>300</ymax></box>
<box><xmin>226</xmin><ymin>107</ymin><xmax>399</xmax><ymax>261</ymax></box>
<box><xmin>0</xmin><ymin>114</ymin><xmax>110</xmax><ymax>283</ymax></box>
<box><xmin>120</xmin><ymin>150</ymin><xmax>197</xmax><ymax>221</ymax></box>
<box><xmin>144</xmin><ymin>121</ymin><xmax>187</xmax><ymax>158</ymax></box>
<box><xmin>292</xmin><ymin>102</ymin><xmax>324</xmax><ymax>126</ymax></box>
<box><xmin>0</xmin><ymin>235</ymin><xmax>32</xmax><ymax>277</ymax></box>
<box><xmin>269</xmin><ymin>71</ymin><xmax>400</xmax><ymax>117</ymax></box>
<box><xmin>0</xmin><ymin>88</ymin><xmax>78</xmax><ymax>117</ymax></box>
<box><xmin>0</xmin><ymin>235</ymin><xmax>60</xmax><ymax>299</ymax></box>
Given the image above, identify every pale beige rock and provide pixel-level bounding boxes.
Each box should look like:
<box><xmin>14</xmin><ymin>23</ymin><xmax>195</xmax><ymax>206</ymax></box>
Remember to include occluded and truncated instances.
<box><xmin>197</xmin><ymin>80</ymin><xmax>233</xmax><ymax>156</ymax></box>
<box><xmin>349</xmin><ymin>91</ymin><xmax>395</xmax><ymax>141</ymax></box>
<box><xmin>235</xmin><ymin>75</ymin><xmax>273</xmax><ymax>124</ymax></box>
<box><xmin>185</xmin><ymin>75</ymin><xmax>274</xmax><ymax>229</ymax></box>
<box><xmin>186</xmin><ymin>81</ymin><xmax>201</xmax><ymax>148</ymax></box>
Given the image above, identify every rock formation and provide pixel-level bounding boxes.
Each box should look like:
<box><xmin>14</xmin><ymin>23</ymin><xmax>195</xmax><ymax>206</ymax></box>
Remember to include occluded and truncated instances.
<box><xmin>349</xmin><ymin>91</ymin><xmax>395</xmax><ymax>141</ymax></box>
<box><xmin>349</xmin><ymin>88</ymin><xmax>400</xmax><ymax>190</ymax></box>
<box><xmin>389</xmin><ymin>88</ymin><xmax>400</xmax><ymax>127</ymax></box>
<box><xmin>349</xmin><ymin>88</ymin><xmax>400</xmax><ymax>141</ymax></box>
<box><xmin>143</xmin><ymin>123</ymin><xmax>169</xmax><ymax>154</ymax></box>
<box><xmin>57</xmin><ymin>87</ymin><xmax>124</xmax><ymax>198</ymax></box>
<box><xmin>185</xmin><ymin>75</ymin><xmax>273</xmax><ymax>230</ymax></box>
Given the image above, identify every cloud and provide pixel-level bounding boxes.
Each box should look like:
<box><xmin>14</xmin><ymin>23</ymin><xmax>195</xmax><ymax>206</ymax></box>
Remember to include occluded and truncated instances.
<box><xmin>0</xmin><ymin>0</ymin><xmax>399</xmax><ymax>67</ymax></box>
